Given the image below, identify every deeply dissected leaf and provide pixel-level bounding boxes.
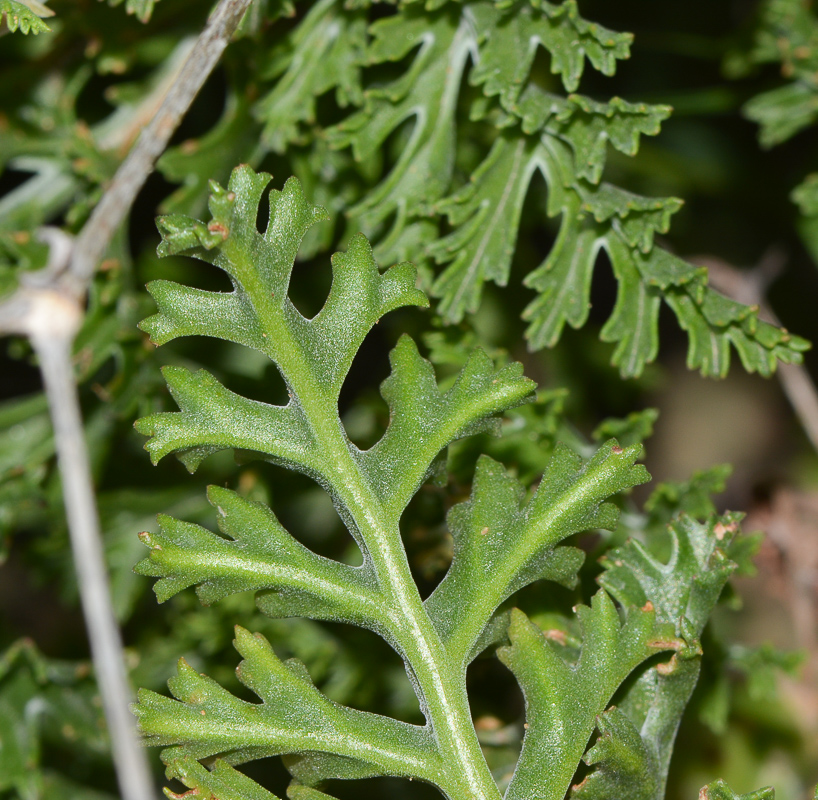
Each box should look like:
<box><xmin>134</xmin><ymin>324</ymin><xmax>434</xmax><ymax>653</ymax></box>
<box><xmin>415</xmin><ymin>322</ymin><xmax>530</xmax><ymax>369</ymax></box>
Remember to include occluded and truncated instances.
<box><xmin>0</xmin><ymin>0</ymin><xmax>52</xmax><ymax>34</ymax></box>
<box><xmin>135</xmin><ymin>628</ymin><xmax>441</xmax><ymax>781</ymax></box>
<box><xmin>328</xmin><ymin>6</ymin><xmax>472</xmax><ymax>244</ymax></box>
<box><xmin>735</xmin><ymin>0</ymin><xmax>818</xmax><ymax>147</ymax></box>
<box><xmin>500</xmin><ymin>597</ymin><xmax>678</xmax><ymax>800</ymax></box>
<box><xmin>255</xmin><ymin>0</ymin><xmax>366</xmax><ymax>152</ymax></box>
<box><xmin>162</xmin><ymin>754</ymin><xmax>283</xmax><ymax>800</ymax></box>
<box><xmin>575</xmin><ymin>515</ymin><xmax>746</xmax><ymax>799</ymax></box>
<box><xmin>426</xmin><ymin>440</ymin><xmax>649</xmax><ymax>666</ymax></box>
<box><xmin>136</xmin><ymin>486</ymin><xmax>387</xmax><ymax>632</ymax></box>
<box><xmin>571</xmin><ymin>707</ymin><xmax>657</xmax><ymax>800</ymax></box>
<box><xmin>430</xmin><ymin>134</ymin><xmax>548</xmax><ymax>322</ymax></box>
<box><xmin>135</xmin><ymin>166</ymin><xmax>542</xmax><ymax>797</ymax></box>
<box><xmin>470</xmin><ymin>0</ymin><xmax>632</xmax><ymax>99</ymax></box>
<box><xmin>359</xmin><ymin>335</ymin><xmax>535</xmax><ymax>515</ymax></box>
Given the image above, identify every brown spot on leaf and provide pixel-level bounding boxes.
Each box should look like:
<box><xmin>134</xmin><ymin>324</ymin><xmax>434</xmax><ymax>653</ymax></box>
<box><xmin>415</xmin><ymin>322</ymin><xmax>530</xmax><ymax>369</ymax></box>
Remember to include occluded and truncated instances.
<box><xmin>544</xmin><ymin>629</ymin><xmax>567</xmax><ymax>645</ymax></box>
<box><xmin>207</xmin><ymin>222</ymin><xmax>229</xmax><ymax>240</ymax></box>
<box><xmin>656</xmin><ymin>655</ymin><xmax>678</xmax><ymax>675</ymax></box>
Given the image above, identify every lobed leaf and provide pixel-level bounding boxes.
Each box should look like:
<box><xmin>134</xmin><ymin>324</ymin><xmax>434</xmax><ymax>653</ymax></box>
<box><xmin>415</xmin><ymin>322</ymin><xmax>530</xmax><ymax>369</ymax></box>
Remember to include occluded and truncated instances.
<box><xmin>135</xmin><ymin>486</ymin><xmax>386</xmax><ymax>632</ymax></box>
<box><xmin>471</xmin><ymin>0</ymin><xmax>632</xmax><ymax>98</ymax></box>
<box><xmin>430</xmin><ymin>134</ymin><xmax>547</xmax><ymax>322</ymax></box>
<box><xmin>500</xmin><ymin>596</ymin><xmax>678</xmax><ymax>800</ymax></box>
<box><xmin>161</xmin><ymin>754</ymin><xmax>282</xmax><ymax>800</ymax></box>
<box><xmin>358</xmin><ymin>334</ymin><xmax>536</xmax><ymax>515</ymax></box>
<box><xmin>134</xmin><ymin>366</ymin><xmax>319</xmax><ymax>475</ymax></box>
<box><xmin>426</xmin><ymin>439</ymin><xmax>649</xmax><ymax>667</ymax></box>
<box><xmin>0</xmin><ymin>0</ymin><xmax>52</xmax><ymax>34</ymax></box>
<box><xmin>744</xmin><ymin>82</ymin><xmax>818</xmax><ymax>148</ymax></box>
<box><xmin>327</xmin><ymin>7</ymin><xmax>472</xmax><ymax>242</ymax></box>
<box><xmin>255</xmin><ymin>0</ymin><xmax>366</xmax><ymax>152</ymax></box>
<box><xmin>570</xmin><ymin>706</ymin><xmax>658</xmax><ymax>800</ymax></box>
<box><xmin>135</xmin><ymin>628</ymin><xmax>441</xmax><ymax>782</ymax></box>
<box><xmin>143</xmin><ymin>169</ymin><xmax>426</xmax><ymax>402</ymax></box>
<box><xmin>581</xmin><ymin>514</ymin><xmax>747</xmax><ymax>798</ymax></box>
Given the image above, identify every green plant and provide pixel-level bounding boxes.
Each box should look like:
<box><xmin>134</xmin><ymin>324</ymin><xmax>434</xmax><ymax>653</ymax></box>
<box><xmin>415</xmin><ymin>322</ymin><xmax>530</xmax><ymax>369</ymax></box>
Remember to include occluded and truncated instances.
<box><xmin>726</xmin><ymin>0</ymin><xmax>818</xmax><ymax>265</ymax></box>
<box><xmin>2</xmin><ymin>1</ymin><xmax>817</xmax><ymax>799</ymax></box>
<box><xmin>126</xmin><ymin>166</ymin><xmax>767</xmax><ymax>800</ymax></box>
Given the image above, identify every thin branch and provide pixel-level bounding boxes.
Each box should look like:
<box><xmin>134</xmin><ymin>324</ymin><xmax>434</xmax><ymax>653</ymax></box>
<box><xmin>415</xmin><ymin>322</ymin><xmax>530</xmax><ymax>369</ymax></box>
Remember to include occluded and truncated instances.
<box><xmin>0</xmin><ymin>0</ymin><xmax>255</xmax><ymax>795</ymax></box>
<box><xmin>26</xmin><ymin>293</ymin><xmax>155</xmax><ymax>800</ymax></box>
<box><xmin>66</xmin><ymin>0</ymin><xmax>254</xmax><ymax>296</ymax></box>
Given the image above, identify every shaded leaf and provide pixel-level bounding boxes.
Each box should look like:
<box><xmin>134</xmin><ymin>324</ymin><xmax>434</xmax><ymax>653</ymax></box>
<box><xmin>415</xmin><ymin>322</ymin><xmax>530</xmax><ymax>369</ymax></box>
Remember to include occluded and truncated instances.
<box><xmin>255</xmin><ymin>0</ymin><xmax>366</xmax><ymax>152</ymax></box>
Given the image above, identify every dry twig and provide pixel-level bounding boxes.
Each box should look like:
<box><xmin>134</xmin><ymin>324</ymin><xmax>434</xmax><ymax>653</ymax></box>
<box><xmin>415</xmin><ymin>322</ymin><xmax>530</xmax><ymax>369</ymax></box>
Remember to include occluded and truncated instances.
<box><xmin>0</xmin><ymin>1</ymin><xmax>254</xmax><ymax>796</ymax></box>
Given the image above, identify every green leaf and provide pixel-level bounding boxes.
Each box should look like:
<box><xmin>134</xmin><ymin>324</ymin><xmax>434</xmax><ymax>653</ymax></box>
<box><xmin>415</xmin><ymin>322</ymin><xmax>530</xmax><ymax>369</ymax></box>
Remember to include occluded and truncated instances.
<box><xmin>600</xmin><ymin>514</ymin><xmax>741</xmax><ymax>637</ymax></box>
<box><xmin>0</xmin><ymin>0</ymin><xmax>52</xmax><ymax>34</ymax></box>
<box><xmin>570</xmin><ymin>707</ymin><xmax>657</xmax><ymax>800</ymax></box>
<box><xmin>135</xmin><ymin>628</ymin><xmax>442</xmax><ymax>782</ymax></box>
<box><xmin>699</xmin><ymin>779</ymin><xmax>775</xmax><ymax>800</ymax></box>
<box><xmin>512</xmin><ymin>92</ymin><xmax>671</xmax><ymax>184</ymax></box>
<box><xmin>426</xmin><ymin>439</ymin><xmax>649</xmax><ymax>667</ymax></box>
<box><xmin>136</xmin><ymin>165</ymin><xmax>538</xmax><ymax>799</ymax></box>
<box><xmin>744</xmin><ymin>82</ymin><xmax>818</xmax><ymax>148</ymax></box>
<box><xmin>143</xmin><ymin>170</ymin><xmax>426</xmax><ymax>399</ymax></box>
<box><xmin>592</xmin><ymin>408</ymin><xmax>659</xmax><ymax>448</ymax></box>
<box><xmin>134</xmin><ymin>365</ymin><xmax>320</xmax><ymax>474</ymax></box>
<box><xmin>327</xmin><ymin>6</ymin><xmax>472</xmax><ymax>240</ymax></box>
<box><xmin>162</xmin><ymin>753</ymin><xmax>282</xmax><ymax>800</ymax></box>
<box><xmin>255</xmin><ymin>0</ymin><xmax>366</xmax><ymax>152</ymax></box>
<box><xmin>430</xmin><ymin>133</ymin><xmax>548</xmax><ymax>322</ymax></box>
<box><xmin>359</xmin><ymin>334</ymin><xmax>536</xmax><ymax>516</ymax></box>
<box><xmin>135</xmin><ymin>486</ymin><xmax>387</xmax><ymax>631</ymax></box>
<box><xmin>499</xmin><ymin>597</ymin><xmax>677</xmax><ymax>800</ymax></box>
<box><xmin>471</xmin><ymin>0</ymin><xmax>632</xmax><ymax>98</ymax></box>
<box><xmin>644</xmin><ymin>464</ymin><xmax>732</xmax><ymax>526</ymax></box>
<box><xmin>104</xmin><ymin>0</ymin><xmax>160</xmax><ymax>23</ymax></box>
<box><xmin>588</xmin><ymin>514</ymin><xmax>746</xmax><ymax>798</ymax></box>
<box><xmin>137</xmin><ymin>169</ymin><xmax>432</xmax><ymax>478</ymax></box>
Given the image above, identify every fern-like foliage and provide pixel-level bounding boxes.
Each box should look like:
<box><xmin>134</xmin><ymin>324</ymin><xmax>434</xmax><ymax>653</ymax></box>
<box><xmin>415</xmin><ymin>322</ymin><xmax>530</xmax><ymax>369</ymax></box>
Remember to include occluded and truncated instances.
<box><xmin>728</xmin><ymin>0</ymin><xmax>818</xmax><ymax>264</ymax></box>
<box><xmin>133</xmin><ymin>166</ymin><xmax>762</xmax><ymax>800</ymax></box>
<box><xmin>229</xmin><ymin>0</ymin><xmax>810</xmax><ymax>377</ymax></box>
<box><xmin>698</xmin><ymin>779</ymin><xmax>775</xmax><ymax>800</ymax></box>
<box><xmin>566</xmin><ymin>513</ymin><xmax>745</xmax><ymax>800</ymax></box>
<box><xmin>0</xmin><ymin>0</ymin><xmax>52</xmax><ymax>35</ymax></box>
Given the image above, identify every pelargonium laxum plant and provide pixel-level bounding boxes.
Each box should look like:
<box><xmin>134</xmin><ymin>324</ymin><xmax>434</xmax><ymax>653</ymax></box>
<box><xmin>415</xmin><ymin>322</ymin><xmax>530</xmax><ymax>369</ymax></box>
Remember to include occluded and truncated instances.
<box><xmin>131</xmin><ymin>167</ymin><xmax>770</xmax><ymax>800</ymax></box>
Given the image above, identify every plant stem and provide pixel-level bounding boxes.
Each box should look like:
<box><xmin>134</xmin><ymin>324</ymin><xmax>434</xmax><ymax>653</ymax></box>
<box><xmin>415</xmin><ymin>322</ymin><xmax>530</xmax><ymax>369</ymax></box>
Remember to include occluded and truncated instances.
<box><xmin>265</xmin><ymin>324</ymin><xmax>501</xmax><ymax>800</ymax></box>
<box><xmin>27</xmin><ymin>292</ymin><xmax>156</xmax><ymax>800</ymax></box>
<box><xmin>329</xmin><ymin>438</ymin><xmax>501</xmax><ymax>800</ymax></box>
<box><xmin>67</xmin><ymin>0</ymin><xmax>254</xmax><ymax>295</ymax></box>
